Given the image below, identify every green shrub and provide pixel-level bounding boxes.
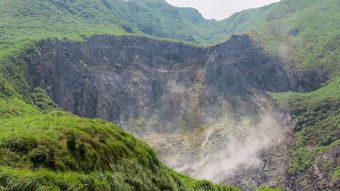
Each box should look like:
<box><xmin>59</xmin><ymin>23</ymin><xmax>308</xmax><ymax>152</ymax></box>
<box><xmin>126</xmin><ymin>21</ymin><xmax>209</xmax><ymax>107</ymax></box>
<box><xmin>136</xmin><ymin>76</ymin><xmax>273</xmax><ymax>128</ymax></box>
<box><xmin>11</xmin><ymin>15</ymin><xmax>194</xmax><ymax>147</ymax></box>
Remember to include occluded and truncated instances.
<box><xmin>256</xmin><ymin>187</ymin><xmax>282</xmax><ymax>191</ymax></box>
<box><xmin>28</xmin><ymin>148</ymin><xmax>56</xmax><ymax>169</ymax></box>
<box><xmin>194</xmin><ymin>180</ymin><xmax>217</xmax><ymax>191</ymax></box>
<box><xmin>31</xmin><ymin>87</ymin><xmax>58</xmax><ymax>112</ymax></box>
<box><xmin>0</xmin><ymin>136</ymin><xmax>37</xmax><ymax>154</ymax></box>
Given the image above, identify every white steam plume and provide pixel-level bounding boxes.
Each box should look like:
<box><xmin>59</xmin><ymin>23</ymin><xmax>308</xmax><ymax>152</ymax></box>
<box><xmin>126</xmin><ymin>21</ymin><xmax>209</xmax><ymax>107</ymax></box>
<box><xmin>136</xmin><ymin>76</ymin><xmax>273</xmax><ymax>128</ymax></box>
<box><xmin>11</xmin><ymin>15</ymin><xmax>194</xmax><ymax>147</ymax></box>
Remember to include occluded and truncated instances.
<box><xmin>162</xmin><ymin>111</ymin><xmax>292</xmax><ymax>183</ymax></box>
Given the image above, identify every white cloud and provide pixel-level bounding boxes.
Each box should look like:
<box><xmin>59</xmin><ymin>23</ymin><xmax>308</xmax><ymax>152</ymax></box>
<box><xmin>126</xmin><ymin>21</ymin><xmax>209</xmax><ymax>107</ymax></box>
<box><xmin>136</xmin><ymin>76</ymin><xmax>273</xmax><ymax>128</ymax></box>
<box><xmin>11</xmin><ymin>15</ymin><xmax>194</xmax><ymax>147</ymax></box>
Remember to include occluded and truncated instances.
<box><xmin>166</xmin><ymin>0</ymin><xmax>280</xmax><ymax>20</ymax></box>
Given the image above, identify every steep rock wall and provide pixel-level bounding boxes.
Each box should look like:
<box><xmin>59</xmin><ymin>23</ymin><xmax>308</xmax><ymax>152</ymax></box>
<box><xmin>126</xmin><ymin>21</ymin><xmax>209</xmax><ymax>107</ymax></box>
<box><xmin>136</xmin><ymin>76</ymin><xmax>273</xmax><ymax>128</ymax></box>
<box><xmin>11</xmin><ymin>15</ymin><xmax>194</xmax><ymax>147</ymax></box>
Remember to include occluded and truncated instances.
<box><xmin>27</xmin><ymin>35</ymin><xmax>289</xmax><ymax>126</ymax></box>
<box><xmin>26</xmin><ymin>35</ymin><xmax>293</xmax><ymax>190</ymax></box>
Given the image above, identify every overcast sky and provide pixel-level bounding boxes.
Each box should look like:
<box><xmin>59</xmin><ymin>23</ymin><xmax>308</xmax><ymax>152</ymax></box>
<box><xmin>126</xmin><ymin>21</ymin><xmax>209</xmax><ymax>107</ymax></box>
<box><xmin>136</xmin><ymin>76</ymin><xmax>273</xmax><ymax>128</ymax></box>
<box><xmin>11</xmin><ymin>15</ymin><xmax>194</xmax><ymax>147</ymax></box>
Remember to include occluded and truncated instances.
<box><xmin>165</xmin><ymin>0</ymin><xmax>280</xmax><ymax>20</ymax></box>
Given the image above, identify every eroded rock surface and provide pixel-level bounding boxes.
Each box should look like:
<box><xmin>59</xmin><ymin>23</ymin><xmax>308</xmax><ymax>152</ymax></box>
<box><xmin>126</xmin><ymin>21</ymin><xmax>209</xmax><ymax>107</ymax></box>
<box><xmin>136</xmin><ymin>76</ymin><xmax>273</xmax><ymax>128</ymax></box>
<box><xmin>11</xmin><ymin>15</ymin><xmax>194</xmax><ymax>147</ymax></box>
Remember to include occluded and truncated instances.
<box><xmin>27</xmin><ymin>35</ymin><xmax>295</xmax><ymax>190</ymax></box>
<box><xmin>27</xmin><ymin>34</ymin><xmax>289</xmax><ymax>125</ymax></box>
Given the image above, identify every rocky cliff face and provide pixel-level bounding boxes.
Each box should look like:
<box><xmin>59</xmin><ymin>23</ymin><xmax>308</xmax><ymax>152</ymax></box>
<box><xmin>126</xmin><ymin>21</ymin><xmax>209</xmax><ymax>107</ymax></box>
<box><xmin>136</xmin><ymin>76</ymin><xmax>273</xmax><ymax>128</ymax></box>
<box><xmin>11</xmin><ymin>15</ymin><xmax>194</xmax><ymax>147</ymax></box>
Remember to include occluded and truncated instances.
<box><xmin>27</xmin><ymin>35</ymin><xmax>294</xmax><ymax>190</ymax></box>
<box><xmin>27</xmin><ymin>34</ymin><xmax>289</xmax><ymax>125</ymax></box>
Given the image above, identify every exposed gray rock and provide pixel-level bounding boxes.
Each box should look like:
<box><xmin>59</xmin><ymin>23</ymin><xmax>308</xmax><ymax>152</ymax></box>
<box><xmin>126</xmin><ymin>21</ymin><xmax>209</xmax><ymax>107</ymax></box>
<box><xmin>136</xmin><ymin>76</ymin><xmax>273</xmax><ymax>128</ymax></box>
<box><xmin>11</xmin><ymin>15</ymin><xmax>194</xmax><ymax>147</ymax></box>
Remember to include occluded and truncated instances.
<box><xmin>26</xmin><ymin>34</ymin><xmax>297</xmax><ymax>190</ymax></box>
<box><xmin>27</xmin><ymin>35</ymin><xmax>290</xmax><ymax>127</ymax></box>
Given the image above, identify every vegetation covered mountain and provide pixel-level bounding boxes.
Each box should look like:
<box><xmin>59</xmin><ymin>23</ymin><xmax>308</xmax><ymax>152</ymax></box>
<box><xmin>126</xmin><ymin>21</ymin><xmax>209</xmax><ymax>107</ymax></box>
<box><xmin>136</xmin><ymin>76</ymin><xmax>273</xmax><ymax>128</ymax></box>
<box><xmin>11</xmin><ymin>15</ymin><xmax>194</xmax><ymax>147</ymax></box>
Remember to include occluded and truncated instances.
<box><xmin>216</xmin><ymin>1</ymin><xmax>340</xmax><ymax>189</ymax></box>
<box><xmin>270</xmin><ymin>78</ymin><xmax>340</xmax><ymax>190</ymax></box>
<box><xmin>226</xmin><ymin>0</ymin><xmax>340</xmax><ymax>189</ymax></box>
<box><xmin>0</xmin><ymin>0</ymin><xmax>223</xmax><ymax>51</ymax></box>
<box><xmin>0</xmin><ymin>0</ymin><xmax>339</xmax><ymax>190</ymax></box>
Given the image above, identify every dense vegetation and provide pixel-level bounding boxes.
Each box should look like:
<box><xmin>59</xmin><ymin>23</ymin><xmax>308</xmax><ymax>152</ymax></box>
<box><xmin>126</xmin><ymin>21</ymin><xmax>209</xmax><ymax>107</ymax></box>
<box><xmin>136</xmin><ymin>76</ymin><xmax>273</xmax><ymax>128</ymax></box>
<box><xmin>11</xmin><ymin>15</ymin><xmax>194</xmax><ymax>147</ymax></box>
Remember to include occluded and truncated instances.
<box><xmin>0</xmin><ymin>106</ymin><xmax>241</xmax><ymax>190</ymax></box>
<box><xmin>221</xmin><ymin>0</ymin><xmax>340</xmax><ymax>184</ymax></box>
<box><xmin>271</xmin><ymin>76</ymin><xmax>340</xmax><ymax>184</ymax></box>
<box><xmin>0</xmin><ymin>0</ymin><xmax>223</xmax><ymax>54</ymax></box>
<box><xmin>259</xmin><ymin>0</ymin><xmax>340</xmax><ymax>184</ymax></box>
<box><xmin>1</xmin><ymin>0</ymin><xmax>339</xmax><ymax>69</ymax></box>
<box><xmin>220</xmin><ymin>0</ymin><xmax>340</xmax><ymax>72</ymax></box>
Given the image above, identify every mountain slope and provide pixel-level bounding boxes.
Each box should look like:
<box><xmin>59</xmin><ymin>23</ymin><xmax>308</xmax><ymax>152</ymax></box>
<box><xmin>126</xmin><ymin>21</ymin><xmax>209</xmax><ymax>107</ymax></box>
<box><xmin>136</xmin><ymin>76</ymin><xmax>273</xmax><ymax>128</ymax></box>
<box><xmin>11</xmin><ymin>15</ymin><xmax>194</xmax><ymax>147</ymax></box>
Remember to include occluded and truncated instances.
<box><xmin>0</xmin><ymin>0</ymin><xmax>339</xmax><ymax>190</ymax></box>
<box><xmin>0</xmin><ymin>1</ymin><xmax>244</xmax><ymax>190</ymax></box>
<box><xmin>222</xmin><ymin>0</ymin><xmax>340</xmax><ymax>189</ymax></box>
<box><xmin>220</xmin><ymin>0</ymin><xmax>340</xmax><ymax>79</ymax></box>
<box><xmin>0</xmin><ymin>0</ymin><xmax>222</xmax><ymax>53</ymax></box>
<box><xmin>0</xmin><ymin>103</ymin><xmax>240</xmax><ymax>191</ymax></box>
<box><xmin>270</xmin><ymin>77</ymin><xmax>340</xmax><ymax>190</ymax></box>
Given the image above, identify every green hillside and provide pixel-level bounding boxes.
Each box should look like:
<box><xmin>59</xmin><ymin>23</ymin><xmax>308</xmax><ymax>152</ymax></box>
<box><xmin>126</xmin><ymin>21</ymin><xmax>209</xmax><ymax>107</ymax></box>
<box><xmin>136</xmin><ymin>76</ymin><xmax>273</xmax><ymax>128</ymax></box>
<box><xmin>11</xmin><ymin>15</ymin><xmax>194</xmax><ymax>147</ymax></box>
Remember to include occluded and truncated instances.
<box><xmin>0</xmin><ymin>100</ymin><xmax>241</xmax><ymax>190</ymax></box>
<box><xmin>221</xmin><ymin>2</ymin><xmax>340</xmax><ymax>181</ymax></box>
<box><xmin>1</xmin><ymin>0</ymin><xmax>339</xmax><ymax>67</ymax></box>
<box><xmin>252</xmin><ymin>0</ymin><xmax>340</xmax><ymax>181</ymax></box>
<box><xmin>219</xmin><ymin>0</ymin><xmax>340</xmax><ymax>71</ymax></box>
<box><xmin>270</xmin><ymin>76</ymin><xmax>340</xmax><ymax>186</ymax></box>
<box><xmin>0</xmin><ymin>0</ymin><xmax>222</xmax><ymax>54</ymax></box>
<box><xmin>224</xmin><ymin>0</ymin><xmax>340</xmax><ymax>185</ymax></box>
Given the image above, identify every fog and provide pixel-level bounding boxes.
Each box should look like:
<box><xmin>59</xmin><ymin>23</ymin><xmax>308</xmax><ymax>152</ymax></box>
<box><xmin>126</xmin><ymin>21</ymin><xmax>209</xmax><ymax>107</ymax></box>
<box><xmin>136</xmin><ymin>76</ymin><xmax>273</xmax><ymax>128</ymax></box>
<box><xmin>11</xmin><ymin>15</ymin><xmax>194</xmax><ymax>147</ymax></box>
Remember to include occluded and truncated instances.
<box><xmin>188</xmin><ymin>112</ymin><xmax>291</xmax><ymax>182</ymax></box>
<box><xmin>122</xmin><ymin>77</ymin><xmax>292</xmax><ymax>183</ymax></box>
<box><xmin>117</xmin><ymin>59</ymin><xmax>293</xmax><ymax>184</ymax></box>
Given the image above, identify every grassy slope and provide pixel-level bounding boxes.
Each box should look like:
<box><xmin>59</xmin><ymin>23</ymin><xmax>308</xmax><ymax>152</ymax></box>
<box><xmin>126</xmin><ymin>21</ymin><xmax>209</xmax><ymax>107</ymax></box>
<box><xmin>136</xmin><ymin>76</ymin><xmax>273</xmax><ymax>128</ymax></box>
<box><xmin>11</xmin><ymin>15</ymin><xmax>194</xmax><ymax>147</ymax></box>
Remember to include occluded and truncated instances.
<box><xmin>2</xmin><ymin>0</ymin><xmax>338</xmax><ymax>67</ymax></box>
<box><xmin>220</xmin><ymin>0</ymin><xmax>340</xmax><ymax>70</ymax></box>
<box><xmin>218</xmin><ymin>0</ymin><xmax>340</xmax><ymax>182</ymax></box>
<box><xmin>0</xmin><ymin>0</ymin><xmax>220</xmax><ymax>53</ymax></box>
<box><xmin>248</xmin><ymin>0</ymin><xmax>340</xmax><ymax>181</ymax></box>
<box><xmin>255</xmin><ymin>0</ymin><xmax>340</xmax><ymax>73</ymax></box>
<box><xmin>271</xmin><ymin>76</ymin><xmax>340</xmax><ymax>181</ymax></box>
<box><xmin>0</xmin><ymin>98</ymin><xmax>241</xmax><ymax>191</ymax></box>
